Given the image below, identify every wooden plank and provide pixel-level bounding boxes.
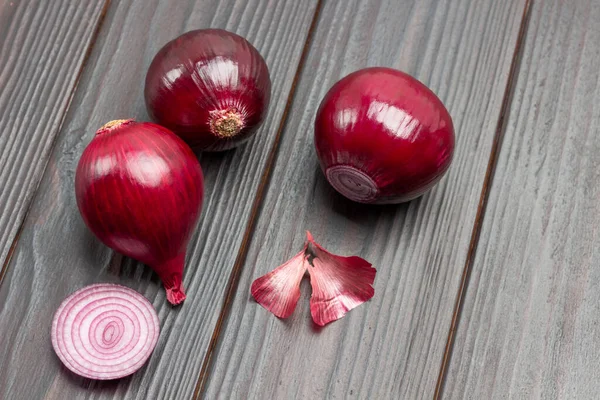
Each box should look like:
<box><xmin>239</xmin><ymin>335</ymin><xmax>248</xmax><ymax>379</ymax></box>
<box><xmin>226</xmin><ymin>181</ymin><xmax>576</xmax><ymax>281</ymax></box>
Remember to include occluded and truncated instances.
<box><xmin>0</xmin><ymin>0</ymin><xmax>108</xmax><ymax>271</ymax></box>
<box><xmin>443</xmin><ymin>1</ymin><xmax>600</xmax><ymax>398</ymax></box>
<box><xmin>200</xmin><ymin>0</ymin><xmax>528</xmax><ymax>398</ymax></box>
<box><xmin>0</xmin><ymin>1</ymin><xmax>318</xmax><ymax>399</ymax></box>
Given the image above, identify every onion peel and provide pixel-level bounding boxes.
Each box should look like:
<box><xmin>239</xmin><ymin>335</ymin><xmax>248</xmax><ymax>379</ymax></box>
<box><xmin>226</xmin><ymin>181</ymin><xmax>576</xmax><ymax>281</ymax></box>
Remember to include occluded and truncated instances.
<box><xmin>251</xmin><ymin>232</ymin><xmax>376</xmax><ymax>326</ymax></box>
<box><xmin>306</xmin><ymin>232</ymin><xmax>376</xmax><ymax>326</ymax></box>
<box><xmin>250</xmin><ymin>246</ymin><xmax>308</xmax><ymax>319</ymax></box>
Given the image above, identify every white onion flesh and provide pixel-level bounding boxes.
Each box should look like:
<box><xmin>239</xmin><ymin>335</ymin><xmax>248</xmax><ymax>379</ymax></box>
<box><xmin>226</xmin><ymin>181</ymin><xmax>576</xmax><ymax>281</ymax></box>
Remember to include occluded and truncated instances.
<box><xmin>51</xmin><ymin>284</ymin><xmax>159</xmax><ymax>380</ymax></box>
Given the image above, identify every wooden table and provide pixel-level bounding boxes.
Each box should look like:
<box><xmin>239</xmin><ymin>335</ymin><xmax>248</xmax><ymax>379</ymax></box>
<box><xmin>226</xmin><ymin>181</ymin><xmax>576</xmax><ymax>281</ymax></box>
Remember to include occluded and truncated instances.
<box><xmin>1</xmin><ymin>0</ymin><xmax>597</xmax><ymax>398</ymax></box>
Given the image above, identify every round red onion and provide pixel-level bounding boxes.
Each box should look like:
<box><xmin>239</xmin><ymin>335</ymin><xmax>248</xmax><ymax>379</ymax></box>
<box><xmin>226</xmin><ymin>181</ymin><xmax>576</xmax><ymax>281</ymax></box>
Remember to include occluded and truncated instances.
<box><xmin>314</xmin><ymin>67</ymin><xmax>455</xmax><ymax>203</ymax></box>
<box><xmin>51</xmin><ymin>284</ymin><xmax>160</xmax><ymax>380</ymax></box>
<box><xmin>75</xmin><ymin>120</ymin><xmax>204</xmax><ymax>304</ymax></box>
<box><xmin>144</xmin><ymin>29</ymin><xmax>271</xmax><ymax>151</ymax></box>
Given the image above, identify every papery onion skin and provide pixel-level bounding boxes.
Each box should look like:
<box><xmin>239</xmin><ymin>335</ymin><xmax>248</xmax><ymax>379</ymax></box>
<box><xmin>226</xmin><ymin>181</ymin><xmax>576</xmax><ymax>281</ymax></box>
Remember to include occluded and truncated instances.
<box><xmin>51</xmin><ymin>284</ymin><xmax>160</xmax><ymax>380</ymax></box>
<box><xmin>251</xmin><ymin>232</ymin><xmax>376</xmax><ymax>326</ymax></box>
<box><xmin>75</xmin><ymin>120</ymin><xmax>204</xmax><ymax>304</ymax></box>
<box><xmin>306</xmin><ymin>232</ymin><xmax>376</xmax><ymax>326</ymax></box>
<box><xmin>314</xmin><ymin>67</ymin><xmax>455</xmax><ymax>204</ymax></box>
<box><xmin>251</xmin><ymin>246</ymin><xmax>308</xmax><ymax>319</ymax></box>
<box><xmin>144</xmin><ymin>29</ymin><xmax>271</xmax><ymax>151</ymax></box>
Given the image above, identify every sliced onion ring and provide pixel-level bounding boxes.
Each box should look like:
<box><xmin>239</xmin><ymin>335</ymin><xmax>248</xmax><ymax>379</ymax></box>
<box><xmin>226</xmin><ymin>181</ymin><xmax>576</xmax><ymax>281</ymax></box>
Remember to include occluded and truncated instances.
<box><xmin>51</xmin><ymin>283</ymin><xmax>160</xmax><ymax>380</ymax></box>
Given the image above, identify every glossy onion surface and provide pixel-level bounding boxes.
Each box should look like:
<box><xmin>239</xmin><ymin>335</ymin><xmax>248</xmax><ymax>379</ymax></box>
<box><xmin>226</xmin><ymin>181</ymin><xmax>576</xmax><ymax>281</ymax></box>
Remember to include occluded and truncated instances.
<box><xmin>314</xmin><ymin>67</ymin><xmax>455</xmax><ymax>203</ymax></box>
<box><xmin>75</xmin><ymin>120</ymin><xmax>204</xmax><ymax>304</ymax></box>
<box><xmin>145</xmin><ymin>29</ymin><xmax>271</xmax><ymax>151</ymax></box>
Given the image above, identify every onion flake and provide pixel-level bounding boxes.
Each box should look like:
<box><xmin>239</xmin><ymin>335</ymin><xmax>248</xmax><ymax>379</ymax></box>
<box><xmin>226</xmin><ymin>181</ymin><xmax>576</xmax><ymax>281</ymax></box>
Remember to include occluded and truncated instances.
<box><xmin>251</xmin><ymin>232</ymin><xmax>376</xmax><ymax>326</ymax></box>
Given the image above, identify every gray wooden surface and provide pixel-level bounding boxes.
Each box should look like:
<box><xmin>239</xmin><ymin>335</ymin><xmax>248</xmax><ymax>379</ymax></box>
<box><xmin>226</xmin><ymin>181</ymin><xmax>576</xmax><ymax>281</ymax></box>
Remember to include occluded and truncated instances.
<box><xmin>5</xmin><ymin>0</ymin><xmax>599</xmax><ymax>399</ymax></box>
<box><xmin>201</xmin><ymin>0</ymin><xmax>527</xmax><ymax>398</ymax></box>
<box><xmin>444</xmin><ymin>1</ymin><xmax>600</xmax><ymax>398</ymax></box>
<box><xmin>0</xmin><ymin>0</ymin><xmax>107</xmax><ymax>273</ymax></box>
<box><xmin>0</xmin><ymin>0</ymin><xmax>318</xmax><ymax>399</ymax></box>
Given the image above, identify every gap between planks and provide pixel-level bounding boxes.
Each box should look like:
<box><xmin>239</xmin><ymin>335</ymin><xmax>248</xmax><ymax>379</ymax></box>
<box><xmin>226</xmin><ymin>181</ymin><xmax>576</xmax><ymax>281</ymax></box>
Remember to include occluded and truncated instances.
<box><xmin>433</xmin><ymin>0</ymin><xmax>533</xmax><ymax>398</ymax></box>
<box><xmin>0</xmin><ymin>0</ymin><xmax>112</xmax><ymax>287</ymax></box>
<box><xmin>192</xmin><ymin>1</ymin><xmax>324</xmax><ymax>398</ymax></box>
<box><xmin>0</xmin><ymin>1</ymin><xmax>527</xmax><ymax>397</ymax></box>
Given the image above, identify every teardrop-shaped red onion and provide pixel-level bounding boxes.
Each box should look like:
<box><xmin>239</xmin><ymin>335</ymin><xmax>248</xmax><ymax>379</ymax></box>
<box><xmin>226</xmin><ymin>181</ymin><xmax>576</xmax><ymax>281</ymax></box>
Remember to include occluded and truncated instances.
<box><xmin>314</xmin><ymin>67</ymin><xmax>455</xmax><ymax>203</ymax></box>
<box><xmin>51</xmin><ymin>284</ymin><xmax>160</xmax><ymax>380</ymax></box>
<box><xmin>144</xmin><ymin>29</ymin><xmax>271</xmax><ymax>151</ymax></box>
<box><xmin>75</xmin><ymin>120</ymin><xmax>204</xmax><ymax>304</ymax></box>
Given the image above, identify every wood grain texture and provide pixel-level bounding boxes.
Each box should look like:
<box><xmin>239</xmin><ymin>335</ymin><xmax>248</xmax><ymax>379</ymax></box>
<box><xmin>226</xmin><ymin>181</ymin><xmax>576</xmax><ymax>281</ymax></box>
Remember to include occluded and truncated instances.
<box><xmin>0</xmin><ymin>1</ymin><xmax>317</xmax><ymax>399</ymax></box>
<box><xmin>202</xmin><ymin>0</ymin><xmax>527</xmax><ymax>399</ymax></box>
<box><xmin>0</xmin><ymin>0</ymin><xmax>108</xmax><ymax>270</ymax></box>
<box><xmin>444</xmin><ymin>1</ymin><xmax>600</xmax><ymax>398</ymax></box>
<box><xmin>434</xmin><ymin>0</ymin><xmax>532</xmax><ymax>396</ymax></box>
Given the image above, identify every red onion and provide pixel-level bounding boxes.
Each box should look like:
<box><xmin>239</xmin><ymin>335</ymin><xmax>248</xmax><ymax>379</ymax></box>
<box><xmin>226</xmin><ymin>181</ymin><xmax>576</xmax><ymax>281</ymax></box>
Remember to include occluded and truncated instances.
<box><xmin>314</xmin><ymin>67</ymin><xmax>455</xmax><ymax>203</ymax></box>
<box><xmin>252</xmin><ymin>232</ymin><xmax>376</xmax><ymax>326</ymax></box>
<box><xmin>75</xmin><ymin>120</ymin><xmax>204</xmax><ymax>305</ymax></box>
<box><xmin>144</xmin><ymin>29</ymin><xmax>271</xmax><ymax>151</ymax></box>
<box><xmin>51</xmin><ymin>284</ymin><xmax>160</xmax><ymax>380</ymax></box>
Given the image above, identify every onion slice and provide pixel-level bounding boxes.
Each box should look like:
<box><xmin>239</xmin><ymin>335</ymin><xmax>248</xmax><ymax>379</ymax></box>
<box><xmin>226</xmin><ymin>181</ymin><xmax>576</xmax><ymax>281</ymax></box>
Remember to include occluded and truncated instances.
<box><xmin>51</xmin><ymin>284</ymin><xmax>160</xmax><ymax>380</ymax></box>
<box><xmin>251</xmin><ymin>232</ymin><xmax>376</xmax><ymax>326</ymax></box>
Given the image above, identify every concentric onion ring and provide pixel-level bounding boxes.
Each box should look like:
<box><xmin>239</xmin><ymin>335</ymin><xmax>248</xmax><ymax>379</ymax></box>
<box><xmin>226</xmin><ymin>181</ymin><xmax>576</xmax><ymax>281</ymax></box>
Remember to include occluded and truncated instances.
<box><xmin>51</xmin><ymin>284</ymin><xmax>160</xmax><ymax>380</ymax></box>
<box><xmin>326</xmin><ymin>165</ymin><xmax>379</xmax><ymax>203</ymax></box>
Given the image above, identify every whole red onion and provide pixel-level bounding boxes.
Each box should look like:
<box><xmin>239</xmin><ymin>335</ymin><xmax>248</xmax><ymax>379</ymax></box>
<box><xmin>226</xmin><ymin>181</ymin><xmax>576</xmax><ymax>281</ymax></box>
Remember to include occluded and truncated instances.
<box><xmin>144</xmin><ymin>29</ymin><xmax>271</xmax><ymax>151</ymax></box>
<box><xmin>314</xmin><ymin>67</ymin><xmax>455</xmax><ymax>203</ymax></box>
<box><xmin>75</xmin><ymin>120</ymin><xmax>204</xmax><ymax>304</ymax></box>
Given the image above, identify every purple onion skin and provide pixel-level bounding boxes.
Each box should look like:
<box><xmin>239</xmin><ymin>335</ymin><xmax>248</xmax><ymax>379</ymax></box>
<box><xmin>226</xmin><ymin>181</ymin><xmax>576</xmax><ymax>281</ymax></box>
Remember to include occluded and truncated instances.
<box><xmin>75</xmin><ymin>120</ymin><xmax>204</xmax><ymax>304</ymax></box>
<box><xmin>314</xmin><ymin>67</ymin><xmax>455</xmax><ymax>204</ymax></box>
<box><xmin>144</xmin><ymin>29</ymin><xmax>271</xmax><ymax>151</ymax></box>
